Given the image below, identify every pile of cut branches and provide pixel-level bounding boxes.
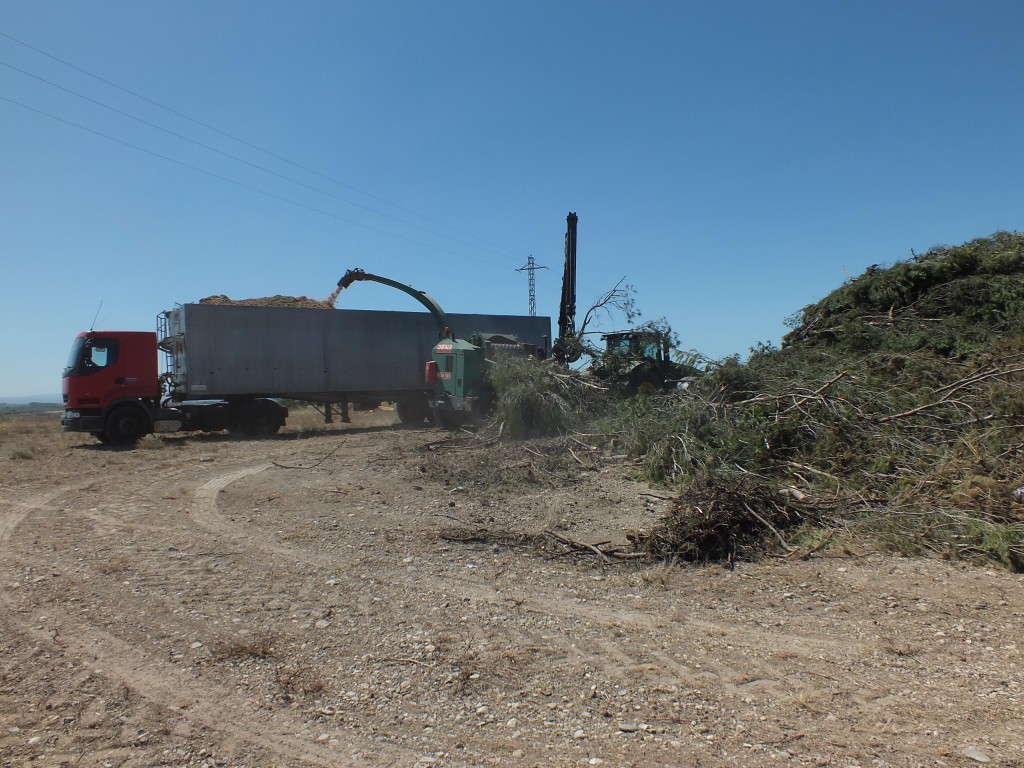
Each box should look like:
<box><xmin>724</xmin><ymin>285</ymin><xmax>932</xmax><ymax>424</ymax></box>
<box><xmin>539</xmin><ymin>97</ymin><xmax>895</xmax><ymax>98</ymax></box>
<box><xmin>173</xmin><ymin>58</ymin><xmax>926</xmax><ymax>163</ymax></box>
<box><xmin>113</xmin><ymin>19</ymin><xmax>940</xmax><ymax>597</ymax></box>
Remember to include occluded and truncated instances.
<box><xmin>487</xmin><ymin>357</ymin><xmax>609</xmax><ymax>439</ymax></box>
<box><xmin>620</xmin><ymin>232</ymin><xmax>1024</xmax><ymax>569</ymax></box>
<box><xmin>425</xmin><ymin>431</ymin><xmax>600</xmax><ymax>496</ymax></box>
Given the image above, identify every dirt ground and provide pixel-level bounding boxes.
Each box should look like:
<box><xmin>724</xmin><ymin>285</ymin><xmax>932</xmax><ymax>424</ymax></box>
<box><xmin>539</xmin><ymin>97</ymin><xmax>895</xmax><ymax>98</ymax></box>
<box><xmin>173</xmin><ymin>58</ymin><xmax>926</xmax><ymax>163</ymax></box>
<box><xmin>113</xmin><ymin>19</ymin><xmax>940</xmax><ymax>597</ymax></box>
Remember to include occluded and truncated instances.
<box><xmin>1</xmin><ymin>409</ymin><xmax>1022</xmax><ymax>768</ymax></box>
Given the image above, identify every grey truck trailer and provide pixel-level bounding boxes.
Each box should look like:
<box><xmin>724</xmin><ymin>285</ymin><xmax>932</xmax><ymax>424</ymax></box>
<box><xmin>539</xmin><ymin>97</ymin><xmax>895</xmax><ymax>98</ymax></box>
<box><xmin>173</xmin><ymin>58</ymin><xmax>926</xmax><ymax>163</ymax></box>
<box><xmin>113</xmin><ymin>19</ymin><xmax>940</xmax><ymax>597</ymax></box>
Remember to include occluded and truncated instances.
<box><xmin>62</xmin><ymin>303</ymin><xmax>550</xmax><ymax>443</ymax></box>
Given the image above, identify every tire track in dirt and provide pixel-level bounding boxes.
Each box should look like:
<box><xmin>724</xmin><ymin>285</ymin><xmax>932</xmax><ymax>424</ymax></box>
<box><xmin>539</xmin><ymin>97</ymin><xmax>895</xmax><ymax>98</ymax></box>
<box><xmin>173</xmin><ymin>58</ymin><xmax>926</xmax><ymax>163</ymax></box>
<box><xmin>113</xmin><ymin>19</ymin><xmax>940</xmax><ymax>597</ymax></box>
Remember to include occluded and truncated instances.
<box><xmin>0</xmin><ymin>478</ymin><xmax>402</xmax><ymax>768</ymax></box>
<box><xmin>188</xmin><ymin>462</ymin><xmax>352</xmax><ymax>571</ymax></box>
<box><xmin>184</xmin><ymin>462</ymin><xmax>868</xmax><ymax>711</ymax></box>
<box><xmin>190</xmin><ymin>463</ymin><xmax>278</xmax><ymax>545</ymax></box>
<box><xmin>179</xmin><ymin>448</ymin><xmax>1022</xmax><ymax>764</ymax></box>
<box><xmin>0</xmin><ymin>468</ymin><xmax>935</xmax><ymax>766</ymax></box>
<box><xmin>1</xmin><ymin>610</ymin><xmax>394</xmax><ymax>767</ymax></box>
<box><xmin>9</xmin><ymin>424</ymin><xmax>1023</xmax><ymax>765</ymax></box>
<box><xmin>431</xmin><ymin>576</ymin><xmax>859</xmax><ymax>707</ymax></box>
<box><xmin>194</xmin><ymin>463</ymin><xmax>274</xmax><ymax>511</ymax></box>
<box><xmin>1</xmin><ymin>458</ymin><xmax>207</xmax><ymax>548</ymax></box>
<box><xmin>0</xmin><ymin>483</ymin><xmax>86</xmax><ymax>546</ymax></box>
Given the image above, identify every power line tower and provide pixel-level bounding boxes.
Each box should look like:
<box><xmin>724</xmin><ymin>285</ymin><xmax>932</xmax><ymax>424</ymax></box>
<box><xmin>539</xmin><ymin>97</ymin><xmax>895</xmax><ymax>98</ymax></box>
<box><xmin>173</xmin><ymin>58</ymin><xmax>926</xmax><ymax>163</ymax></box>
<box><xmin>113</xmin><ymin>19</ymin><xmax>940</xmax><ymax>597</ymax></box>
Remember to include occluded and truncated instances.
<box><xmin>516</xmin><ymin>255</ymin><xmax>547</xmax><ymax>316</ymax></box>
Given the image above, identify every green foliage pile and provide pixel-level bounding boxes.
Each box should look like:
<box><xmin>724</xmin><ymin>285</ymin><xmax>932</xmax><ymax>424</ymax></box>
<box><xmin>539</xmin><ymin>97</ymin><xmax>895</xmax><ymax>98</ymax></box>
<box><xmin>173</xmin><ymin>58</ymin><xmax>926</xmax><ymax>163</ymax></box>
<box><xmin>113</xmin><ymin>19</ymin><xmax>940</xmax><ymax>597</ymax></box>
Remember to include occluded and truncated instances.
<box><xmin>787</xmin><ymin>230</ymin><xmax>1024</xmax><ymax>357</ymax></box>
<box><xmin>621</xmin><ymin>232</ymin><xmax>1024</xmax><ymax>569</ymax></box>
<box><xmin>488</xmin><ymin>356</ymin><xmax>608</xmax><ymax>439</ymax></box>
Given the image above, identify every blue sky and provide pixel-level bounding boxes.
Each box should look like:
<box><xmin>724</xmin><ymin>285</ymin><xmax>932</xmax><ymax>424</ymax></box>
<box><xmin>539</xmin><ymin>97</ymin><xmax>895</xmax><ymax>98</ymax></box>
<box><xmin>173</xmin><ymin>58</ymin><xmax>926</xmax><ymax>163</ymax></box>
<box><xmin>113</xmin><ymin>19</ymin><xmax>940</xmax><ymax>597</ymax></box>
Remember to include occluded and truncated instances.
<box><xmin>2</xmin><ymin>1</ymin><xmax>1022</xmax><ymax>396</ymax></box>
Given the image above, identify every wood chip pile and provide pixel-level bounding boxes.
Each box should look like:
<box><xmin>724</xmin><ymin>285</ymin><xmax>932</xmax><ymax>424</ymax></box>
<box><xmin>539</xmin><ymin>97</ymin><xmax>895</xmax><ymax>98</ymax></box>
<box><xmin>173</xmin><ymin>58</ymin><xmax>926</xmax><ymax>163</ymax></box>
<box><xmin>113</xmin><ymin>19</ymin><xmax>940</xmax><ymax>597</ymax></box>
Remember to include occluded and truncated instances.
<box><xmin>198</xmin><ymin>294</ymin><xmax>334</xmax><ymax>309</ymax></box>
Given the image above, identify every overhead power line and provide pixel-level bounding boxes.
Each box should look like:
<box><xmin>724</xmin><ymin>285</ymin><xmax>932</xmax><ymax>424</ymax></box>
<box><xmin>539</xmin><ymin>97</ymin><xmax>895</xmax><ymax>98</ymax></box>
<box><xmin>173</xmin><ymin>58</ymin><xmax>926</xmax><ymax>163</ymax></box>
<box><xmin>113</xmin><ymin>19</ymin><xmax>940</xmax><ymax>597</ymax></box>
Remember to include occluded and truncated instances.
<box><xmin>0</xmin><ymin>30</ymin><xmax>525</xmax><ymax>261</ymax></box>
<box><xmin>0</xmin><ymin>57</ymin><xmax>518</xmax><ymax>262</ymax></box>
<box><xmin>0</xmin><ymin>95</ymin><xmax>509</xmax><ymax>268</ymax></box>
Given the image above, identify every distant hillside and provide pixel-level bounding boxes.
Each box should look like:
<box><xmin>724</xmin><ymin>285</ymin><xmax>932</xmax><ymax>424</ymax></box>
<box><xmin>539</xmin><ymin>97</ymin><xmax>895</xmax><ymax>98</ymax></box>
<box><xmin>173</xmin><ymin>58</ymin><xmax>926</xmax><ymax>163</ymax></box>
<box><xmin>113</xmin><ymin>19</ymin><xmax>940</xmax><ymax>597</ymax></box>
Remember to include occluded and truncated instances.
<box><xmin>0</xmin><ymin>395</ymin><xmax>61</xmax><ymax>405</ymax></box>
<box><xmin>0</xmin><ymin>396</ymin><xmax>62</xmax><ymax>415</ymax></box>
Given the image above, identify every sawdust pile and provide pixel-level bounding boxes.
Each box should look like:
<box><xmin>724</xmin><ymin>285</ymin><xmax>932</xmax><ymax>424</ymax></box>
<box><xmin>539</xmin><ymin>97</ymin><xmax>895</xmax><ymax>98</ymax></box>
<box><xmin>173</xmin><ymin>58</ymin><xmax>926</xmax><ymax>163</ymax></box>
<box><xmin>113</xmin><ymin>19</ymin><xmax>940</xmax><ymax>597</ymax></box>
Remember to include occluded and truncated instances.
<box><xmin>198</xmin><ymin>294</ymin><xmax>334</xmax><ymax>309</ymax></box>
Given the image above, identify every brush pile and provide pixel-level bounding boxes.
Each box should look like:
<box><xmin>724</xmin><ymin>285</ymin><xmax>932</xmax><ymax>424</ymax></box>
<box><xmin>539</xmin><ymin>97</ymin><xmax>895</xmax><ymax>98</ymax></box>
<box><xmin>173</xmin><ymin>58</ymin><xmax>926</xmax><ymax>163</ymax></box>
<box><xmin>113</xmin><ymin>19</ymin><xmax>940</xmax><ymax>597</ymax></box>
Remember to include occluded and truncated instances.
<box><xmin>623</xmin><ymin>231</ymin><xmax>1024</xmax><ymax>568</ymax></box>
<box><xmin>487</xmin><ymin>356</ymin><xmax>609</xmax><ymax>439</ymax></box>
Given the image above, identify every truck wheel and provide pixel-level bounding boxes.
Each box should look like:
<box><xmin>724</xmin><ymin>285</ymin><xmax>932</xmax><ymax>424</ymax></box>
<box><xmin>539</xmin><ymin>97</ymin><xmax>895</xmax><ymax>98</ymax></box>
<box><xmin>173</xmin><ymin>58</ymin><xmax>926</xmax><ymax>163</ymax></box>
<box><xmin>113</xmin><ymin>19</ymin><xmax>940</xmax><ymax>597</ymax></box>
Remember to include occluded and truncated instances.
<box><xmin>104</xmin><ymin>406</ymin><xmax>149</xmax><ymax>445</ymax></box>
<box><xmin>395</xmin><ymin>398</ymin><xmax>427</xmax><ymax>425</ymax></box>
<box><xmin>471</xmin><ymin>390</ymin><xmax>495</xmax><ymax>419</ymax></box>
<box><xmin>231</xmin><ymin>400</ymin><xmax>284</xmax><ymax>436</ymax></box>
<box><xmin>432</xmin><ymin>407</ymin><xmax>462</xmax><ymax>430</ymax></box>
<box><xmin>629</xmin><ymin>368</ymin><xmax>662</xmax><ymax>395</ymax></box>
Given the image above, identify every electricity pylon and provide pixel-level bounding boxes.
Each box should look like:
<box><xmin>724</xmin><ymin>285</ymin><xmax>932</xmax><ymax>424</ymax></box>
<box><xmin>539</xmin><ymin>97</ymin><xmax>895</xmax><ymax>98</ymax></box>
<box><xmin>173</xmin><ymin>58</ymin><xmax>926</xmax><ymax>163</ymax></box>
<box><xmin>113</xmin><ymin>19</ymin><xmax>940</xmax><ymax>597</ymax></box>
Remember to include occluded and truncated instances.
<box><xmin>516</xmin><ymin>256</ymin><xmax>547</xmax><ymax>316</ymax></box>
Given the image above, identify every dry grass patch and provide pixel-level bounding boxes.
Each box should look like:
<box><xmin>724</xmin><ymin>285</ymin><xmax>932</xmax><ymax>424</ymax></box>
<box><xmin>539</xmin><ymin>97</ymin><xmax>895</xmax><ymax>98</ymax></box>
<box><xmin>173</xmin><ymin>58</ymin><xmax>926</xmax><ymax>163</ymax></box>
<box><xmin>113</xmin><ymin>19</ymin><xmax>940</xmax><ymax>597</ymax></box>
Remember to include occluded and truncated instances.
<box><xmin>0</xmin><ymin>412</ymin><xmax>61</xmax><ymax>460</ymax></box>
<box><xmin>212</xmin><ymin>635</ymin><xmax>277</xmax><ymax>662</ymax></box>
<box><xmin>280</xmin><ymin>403</ymin><xmax>399</xmax><ymax>434</ymax></box>
<box><xmin>276</xmin><ymin>664</ymin><xmax>325</xmax><ymax>699</ymax></box>
<box><xmin>96</xmin><ymin>556</ymin><xmax>132</xmax><ymax>575</ymax></box>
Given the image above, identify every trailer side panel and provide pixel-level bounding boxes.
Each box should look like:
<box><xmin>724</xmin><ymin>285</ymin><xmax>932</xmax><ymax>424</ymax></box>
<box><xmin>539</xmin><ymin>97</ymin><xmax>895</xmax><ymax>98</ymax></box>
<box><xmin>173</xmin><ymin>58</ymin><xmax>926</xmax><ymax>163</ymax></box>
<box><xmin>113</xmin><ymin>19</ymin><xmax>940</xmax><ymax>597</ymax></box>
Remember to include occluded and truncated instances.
<box><xmin>162</xmin><ymin>305</ymin><xmax>549</xmax><ymax>400</ymax></box>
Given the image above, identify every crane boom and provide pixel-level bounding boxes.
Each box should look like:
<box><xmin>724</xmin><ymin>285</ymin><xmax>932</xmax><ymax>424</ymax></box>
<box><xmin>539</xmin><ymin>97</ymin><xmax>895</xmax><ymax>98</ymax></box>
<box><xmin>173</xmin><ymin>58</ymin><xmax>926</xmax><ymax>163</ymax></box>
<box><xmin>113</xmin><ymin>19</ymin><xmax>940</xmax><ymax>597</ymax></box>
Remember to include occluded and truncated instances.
<box><xmin>335</xmin><ymin>269</ymin><xmax>450</xmax><ymax>339</ymax></box>
<box><xmin>552</xmin><ymin>212</ymin><xmax>580</xmax><ymax>362</ymax></box>
<box><xmin>558</xmin><ymin>212</ymin><xmax>578</xmax><ymax>342</ymax></box>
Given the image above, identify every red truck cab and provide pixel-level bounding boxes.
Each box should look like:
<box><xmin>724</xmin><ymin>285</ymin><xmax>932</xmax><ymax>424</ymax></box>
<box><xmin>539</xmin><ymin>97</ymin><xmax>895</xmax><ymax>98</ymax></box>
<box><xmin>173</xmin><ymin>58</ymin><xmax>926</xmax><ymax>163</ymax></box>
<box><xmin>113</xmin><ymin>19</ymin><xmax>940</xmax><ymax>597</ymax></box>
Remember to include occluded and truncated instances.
<box><xmin>61</xmin><ymin>331</ymin><xmax>161</xmax><ymax>442</ymax></box>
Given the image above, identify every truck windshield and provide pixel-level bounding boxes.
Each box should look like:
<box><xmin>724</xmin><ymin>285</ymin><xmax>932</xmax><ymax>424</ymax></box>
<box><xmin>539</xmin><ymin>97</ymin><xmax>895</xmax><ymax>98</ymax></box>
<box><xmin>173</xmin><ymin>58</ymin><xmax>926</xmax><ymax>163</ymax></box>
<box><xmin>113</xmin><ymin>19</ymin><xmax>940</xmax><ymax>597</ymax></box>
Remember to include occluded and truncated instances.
<box><xmin>63</xmin><ymin>337</ymin><xmax>118</xmax><ymax>377</ymax></box>
<box><xmin>607</xmin><ymin>336</ymin><xmax>633</xmax><ymax>354</ymax></box>
<box><xmin>63</xmin><ymin>337</ymin><xmax>86</xmax><ymax>377</ymax></box>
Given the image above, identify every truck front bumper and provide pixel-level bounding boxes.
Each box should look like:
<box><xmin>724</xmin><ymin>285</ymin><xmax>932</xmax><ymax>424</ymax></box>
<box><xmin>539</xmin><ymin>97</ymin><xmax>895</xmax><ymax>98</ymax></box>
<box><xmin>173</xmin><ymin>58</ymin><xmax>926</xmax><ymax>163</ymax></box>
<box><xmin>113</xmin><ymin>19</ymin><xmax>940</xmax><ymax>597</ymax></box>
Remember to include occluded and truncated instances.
<box><xmin>61</xmin><ymin>410</ymin><xmax>104</xmax><ymax>433</ymax></box>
